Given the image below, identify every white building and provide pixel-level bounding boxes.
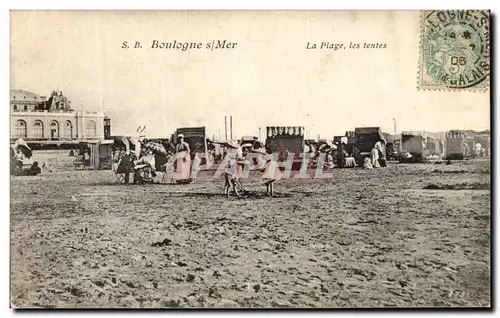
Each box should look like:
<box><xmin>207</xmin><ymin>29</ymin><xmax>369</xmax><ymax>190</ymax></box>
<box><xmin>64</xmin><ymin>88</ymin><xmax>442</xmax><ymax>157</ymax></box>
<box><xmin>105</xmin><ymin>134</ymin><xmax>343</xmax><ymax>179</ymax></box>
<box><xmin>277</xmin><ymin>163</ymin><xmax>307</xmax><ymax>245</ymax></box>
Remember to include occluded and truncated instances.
<box><xmin>10</xmin><ymin>89</ymin><xmax>109</xmax><ymax>145</ymax></box>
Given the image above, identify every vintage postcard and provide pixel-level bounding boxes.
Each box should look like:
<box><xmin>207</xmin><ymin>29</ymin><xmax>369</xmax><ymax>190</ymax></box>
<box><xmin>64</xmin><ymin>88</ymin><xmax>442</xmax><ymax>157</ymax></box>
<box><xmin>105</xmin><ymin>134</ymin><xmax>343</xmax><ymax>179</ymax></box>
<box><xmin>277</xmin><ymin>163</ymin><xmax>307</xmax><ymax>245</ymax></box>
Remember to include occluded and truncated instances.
<box><xmin>10</xmin><ymin>10</ymin><xmax>490</xmax><ymax>308</ymax></box>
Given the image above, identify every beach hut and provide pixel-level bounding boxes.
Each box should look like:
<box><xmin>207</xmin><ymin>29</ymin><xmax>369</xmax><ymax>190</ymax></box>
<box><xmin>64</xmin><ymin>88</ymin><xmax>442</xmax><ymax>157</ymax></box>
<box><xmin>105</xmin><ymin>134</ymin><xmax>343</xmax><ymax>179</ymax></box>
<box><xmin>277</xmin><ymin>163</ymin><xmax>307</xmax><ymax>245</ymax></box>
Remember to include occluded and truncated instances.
<box><xmin>425</xmin><ymin>136</ymin><xmax>443</xmax><ymax>157</ymax></box>
<box><xmin>174</xmin><ymin>127</ymin><xmax>207</xmax><ymax>154</ymax></box>
<box><xmin>354</xmin><ymin>127</ymin><xmax>385</xmax><ymax>154</ymax></box>
<box><xmin>174</xmin><ymin>126</ymin><xmax>209</xmax><ymax>166</ymax></box>
<box><xmin>86</xmin><ymin>140</ymin><xmax>114</xmax><ymax>170</ymax></box>
<box><xmin>445</xmin><ymin>131</ymin><xmax>466</xmax><ymax>160</ymax></box>
<box><xmin>266</xmin><ymin>126</ymin><xmax>304</xmax><ymax>154</ymax></box>
<box><xmin>333</xmin><ymin>135</ymin><xmax>343</xmax><ymax>144</ymax></box>
<box><xmin>342</xmin><ymin>131</ymin><xmax>356</xmax><ymax>155</ymax></box>
<box><xmin>266</xmin><ymin>126</ymin><xmax>304</xmax><ymax>170</ymax></box>
<box><xmin>402</xmin><ymin>131</ymin><xmax>428</xmax><ymax>159</ymax></box>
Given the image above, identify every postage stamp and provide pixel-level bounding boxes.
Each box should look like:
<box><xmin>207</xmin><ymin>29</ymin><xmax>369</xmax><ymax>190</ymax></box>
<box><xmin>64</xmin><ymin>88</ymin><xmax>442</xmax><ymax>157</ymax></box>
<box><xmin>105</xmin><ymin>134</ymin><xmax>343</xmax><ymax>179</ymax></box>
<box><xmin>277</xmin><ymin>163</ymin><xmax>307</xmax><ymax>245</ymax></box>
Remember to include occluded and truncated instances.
<box><xmin>418</xmin><ymin>10</ymin><xmax>490</xmax><ymax>91</ymax></box>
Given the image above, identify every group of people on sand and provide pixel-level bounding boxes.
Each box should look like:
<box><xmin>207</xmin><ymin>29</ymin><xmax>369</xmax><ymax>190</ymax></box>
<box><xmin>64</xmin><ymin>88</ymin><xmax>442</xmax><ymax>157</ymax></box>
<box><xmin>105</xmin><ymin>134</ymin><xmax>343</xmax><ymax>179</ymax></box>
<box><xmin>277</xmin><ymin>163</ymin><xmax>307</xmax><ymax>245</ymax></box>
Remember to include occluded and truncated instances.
<box><xmin>10</xmin><ymin>149</ymin><xmax>42</xmax><ymax>176</ymax></box>
<box><xmin>10</xmin><ymin>141</ymin><xmax>42</xmax><ymax>176</ymax></box>
<box><xmin>115</xmin><ymin>133</ymin><xmax>388</xmax><ymax>195</ymax></box>
<box><xmin>116</xmin><ymin>147</ymin><xmax>160</xmax><ymax>185</ymax></box>
<box><xmin>307</xmin><ymin>138</ymin><xmax>387</xmax><ymax>170</ymax></box>
<box><xmin>116</xmin><ymin>134</ymin><xmax>194</xmax><ymax>185</ymax></box>
<box><xmin>210</xmin><ymin>140</ymin><xmax>283</xmax><ymax>197</ymax></box>
<box><xmin>115</xmin><ymin>133</ymin><xmax>283</xmax><ymax>195</ymax></box>
<box><xmin>305</xmin><ymin>139</ymin><xmax>358</xmax><ymax>169</ymax></box>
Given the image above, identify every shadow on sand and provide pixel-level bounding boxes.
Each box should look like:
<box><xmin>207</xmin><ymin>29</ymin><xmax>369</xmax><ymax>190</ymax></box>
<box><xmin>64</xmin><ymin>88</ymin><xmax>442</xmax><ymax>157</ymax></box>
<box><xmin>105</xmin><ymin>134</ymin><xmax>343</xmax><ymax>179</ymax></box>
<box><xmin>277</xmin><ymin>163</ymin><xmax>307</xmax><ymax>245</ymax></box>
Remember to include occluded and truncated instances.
<box><xmin>83</xmin><ymin>182</ymin><xmax>294</xmax><ymax>199</ymax></box>
<box><xmin>178</xmin><ymin>191</ymin><xmax>294</xmax><ymax>199</ymax></box>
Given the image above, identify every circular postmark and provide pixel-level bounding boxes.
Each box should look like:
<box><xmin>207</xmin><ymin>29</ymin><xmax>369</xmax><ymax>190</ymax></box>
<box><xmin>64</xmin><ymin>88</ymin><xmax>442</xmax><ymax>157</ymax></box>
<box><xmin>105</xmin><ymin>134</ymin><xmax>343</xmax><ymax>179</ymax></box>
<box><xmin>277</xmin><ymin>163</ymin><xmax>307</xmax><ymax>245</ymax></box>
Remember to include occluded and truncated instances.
<box><xmin>422</xmin><ymin>10</ymin><xmax>490</xmax><ymax>89</ymax></box>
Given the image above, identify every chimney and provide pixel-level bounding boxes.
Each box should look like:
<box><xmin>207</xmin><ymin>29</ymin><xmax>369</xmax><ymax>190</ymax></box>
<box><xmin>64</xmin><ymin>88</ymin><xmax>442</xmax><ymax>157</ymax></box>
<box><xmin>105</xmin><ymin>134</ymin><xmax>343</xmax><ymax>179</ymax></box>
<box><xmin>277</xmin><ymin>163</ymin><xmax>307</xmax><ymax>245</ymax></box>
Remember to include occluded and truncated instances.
<box><xmin>230</xmin><ymin>116</ymin><xmax>233</xmax><ymax>140</ymax></box>
<box><xmin>224</xmin><ymin>116</ymin><xmax>228</xmax><ymax>141</ymax></box>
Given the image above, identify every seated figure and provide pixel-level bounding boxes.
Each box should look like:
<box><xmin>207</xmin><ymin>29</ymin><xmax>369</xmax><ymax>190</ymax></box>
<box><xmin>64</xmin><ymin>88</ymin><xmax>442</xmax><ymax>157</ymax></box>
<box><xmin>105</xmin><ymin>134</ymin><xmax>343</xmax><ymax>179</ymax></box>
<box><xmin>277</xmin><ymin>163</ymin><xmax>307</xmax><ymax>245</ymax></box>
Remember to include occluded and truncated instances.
<box><xmin>133</xmin><ymin>149</ymin><xmax>157</xmax><ymax>183</ymax></box>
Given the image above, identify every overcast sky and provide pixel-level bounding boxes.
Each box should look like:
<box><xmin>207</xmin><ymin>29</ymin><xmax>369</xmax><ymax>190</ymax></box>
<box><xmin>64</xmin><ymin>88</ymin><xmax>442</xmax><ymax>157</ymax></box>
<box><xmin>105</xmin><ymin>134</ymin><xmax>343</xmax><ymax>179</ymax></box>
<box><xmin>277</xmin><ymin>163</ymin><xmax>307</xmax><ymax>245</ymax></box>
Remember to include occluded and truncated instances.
<box><xmin>11</xmin><ymin>11</ymin><xmax>490</xmax><ymax>139</ymax></box>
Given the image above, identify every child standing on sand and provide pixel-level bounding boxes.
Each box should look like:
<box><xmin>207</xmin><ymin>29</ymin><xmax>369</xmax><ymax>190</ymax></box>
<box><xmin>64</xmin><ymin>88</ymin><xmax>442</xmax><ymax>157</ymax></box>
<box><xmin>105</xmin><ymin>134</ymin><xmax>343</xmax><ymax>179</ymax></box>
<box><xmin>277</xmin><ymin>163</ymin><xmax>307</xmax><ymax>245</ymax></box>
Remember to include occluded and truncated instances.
<box><xmin>253</xmin><ymin>147</ymin><xmax>282</xmax><ymax>196</ymax></box>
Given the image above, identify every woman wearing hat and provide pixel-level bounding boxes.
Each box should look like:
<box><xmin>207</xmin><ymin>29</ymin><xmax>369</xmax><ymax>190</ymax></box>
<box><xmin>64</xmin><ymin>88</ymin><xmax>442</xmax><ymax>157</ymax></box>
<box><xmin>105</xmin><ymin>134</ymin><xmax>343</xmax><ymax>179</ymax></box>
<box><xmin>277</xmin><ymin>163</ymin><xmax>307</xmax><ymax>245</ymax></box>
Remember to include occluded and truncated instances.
<box><xmin>253</xmin><ymin>146</ymin><xmax>282</xmax><ymax>196</ymax></box>
<box><xmin>133</xmin><ymin>147</ymin><xmax>157</xmax><ymax>183</ymax></box>
<box><xmin>175</xmin><ymin>134</ymin><xmax>190</xmax><ymax>153</ymax></box>
<box><xmin>210</xmin><ymin>140</ymin><xmax>247</xmax><ymax>195</ymax></box>
<box><xmin>224</xmin><ymin>141</ymin><xmax>246</xmax><ymax>180</ymax></box>
<box><xmin>226</xmin><ymin>141</ymin><xmax>247</xmax><ymax>195</ymax></box>
<box><xmin>372</xmin><ymin>139</ymin><xmax>386</xmax><ymax>168</ymax></box>
<box><xmin>175</xmin><ymin>134</ymin><xmax>192</xmax><ymax>183</ymax></box>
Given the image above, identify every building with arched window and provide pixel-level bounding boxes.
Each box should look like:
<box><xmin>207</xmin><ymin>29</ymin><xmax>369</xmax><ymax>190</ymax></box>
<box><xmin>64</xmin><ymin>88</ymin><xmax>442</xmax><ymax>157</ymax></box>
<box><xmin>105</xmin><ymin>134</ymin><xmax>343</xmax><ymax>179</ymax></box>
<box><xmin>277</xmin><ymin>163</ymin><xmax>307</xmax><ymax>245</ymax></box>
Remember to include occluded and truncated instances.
<box><xmin>50</xmin><ymin>121</ymin><xmax>60</xmax><ymax>139</ymax></box>
<box><xmin>64</xmin><ymin>121</ymin><xmax>73</xmax><ymax>139</ymax></box>
<box><xmin>14</xmin><ymin>120</ymin><xmax>27</xmax><ymax>138</ymax></box>
<box><xmin>10</xmin><ymin>89</ymin><xmax>110</xmax><ymax>145</ymax></box>
<box><xmin>86</xmin><ymin>120</ymin><xmax>97</xmax><ymax>137</ymax></box>
<box><xmin>33</xmin><ymin>120</ymin><xmax>44</xmax><ymax>138</ymax></box>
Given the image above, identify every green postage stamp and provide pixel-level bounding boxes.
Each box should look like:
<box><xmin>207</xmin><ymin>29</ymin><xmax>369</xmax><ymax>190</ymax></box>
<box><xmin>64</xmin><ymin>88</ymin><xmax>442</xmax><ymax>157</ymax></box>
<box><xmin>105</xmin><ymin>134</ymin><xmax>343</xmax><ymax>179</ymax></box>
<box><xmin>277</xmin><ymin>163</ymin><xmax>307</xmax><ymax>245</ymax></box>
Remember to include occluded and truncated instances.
<box><xmin>419</xmin><ymin>10</ymin><xmax>490</xmax><ymax>91</ymax></box>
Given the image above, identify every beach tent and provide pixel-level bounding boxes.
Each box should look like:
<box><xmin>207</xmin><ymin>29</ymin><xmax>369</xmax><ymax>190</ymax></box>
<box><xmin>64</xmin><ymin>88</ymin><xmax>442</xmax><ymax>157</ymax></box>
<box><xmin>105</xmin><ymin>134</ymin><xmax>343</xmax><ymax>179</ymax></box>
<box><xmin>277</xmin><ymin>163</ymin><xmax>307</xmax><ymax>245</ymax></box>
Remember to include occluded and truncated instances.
<box><xmin>354</xmin><ymin>127</ymin><xmax>385</xmax><ymax>155</ymax></box>
<box><xmin>445</xmin><ymin>131</ymin><xmax>466</xmax><ymax>160</ymax></box>
<box><xmin>265</xmin><ymin>126</ymin><xmax>305</xmax><ymax>170</ymax></box>
<box><xmin>402</xmin><ymin>131</ymin><xmax>428</xmax><ymax>158</ymax></box>
<box><xmin>265</xmin><ymin>126</ymin><xmax>304</xmax><ymax>155</ymax></box>
<box><xmin>84</xmin><ymin>140</ymin><xmax>114</xmax><ymax>170</ymax></box>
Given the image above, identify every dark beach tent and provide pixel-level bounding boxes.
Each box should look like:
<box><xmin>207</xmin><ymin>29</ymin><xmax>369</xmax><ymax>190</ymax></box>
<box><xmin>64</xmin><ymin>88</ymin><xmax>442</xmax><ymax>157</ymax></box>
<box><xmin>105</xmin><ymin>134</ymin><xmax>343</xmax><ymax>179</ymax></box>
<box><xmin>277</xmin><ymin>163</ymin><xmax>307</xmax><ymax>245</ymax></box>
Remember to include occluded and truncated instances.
<box><xmin>110</xmin><ymin>136</ymin><xmax>139</xmax><ymax>153</ymax></box>
<box><xmin>110</xmin><ymin>136</ymin><xmax>128</xmax><ymax>150</ymax></box>
<box><xmin>162</xmin><ymin>140</ymin><xmax>176</xmax><ymax>154</ymax></box>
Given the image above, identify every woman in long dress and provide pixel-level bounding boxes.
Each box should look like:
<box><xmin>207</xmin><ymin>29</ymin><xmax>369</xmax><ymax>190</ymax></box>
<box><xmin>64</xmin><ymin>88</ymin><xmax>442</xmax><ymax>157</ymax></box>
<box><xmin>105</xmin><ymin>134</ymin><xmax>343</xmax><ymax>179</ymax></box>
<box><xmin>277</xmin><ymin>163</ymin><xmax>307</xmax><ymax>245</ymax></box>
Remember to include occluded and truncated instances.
<box><xmin>371</xmin><ymin>140</ymin><xmax>386</xmax><ymax>168</ymax></box>
<box><xmin>370</xmin><ymin>148</ymin><xmax>380</xmax><ymax>168</ymax></box>
<box><xmin>175</xmin><ymin>134</ymin><xmax>192</xmax><ymax>183</ymax></box>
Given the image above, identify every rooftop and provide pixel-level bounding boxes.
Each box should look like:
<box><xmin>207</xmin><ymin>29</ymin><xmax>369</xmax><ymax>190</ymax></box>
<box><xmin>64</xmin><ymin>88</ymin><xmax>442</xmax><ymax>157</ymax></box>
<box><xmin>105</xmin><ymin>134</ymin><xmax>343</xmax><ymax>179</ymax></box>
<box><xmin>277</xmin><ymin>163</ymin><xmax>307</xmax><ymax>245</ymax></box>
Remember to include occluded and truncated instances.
<box><xmin>10</xmin><ymin>89</ymin><xmax>46</xmax><ymax>101</ymax></box>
